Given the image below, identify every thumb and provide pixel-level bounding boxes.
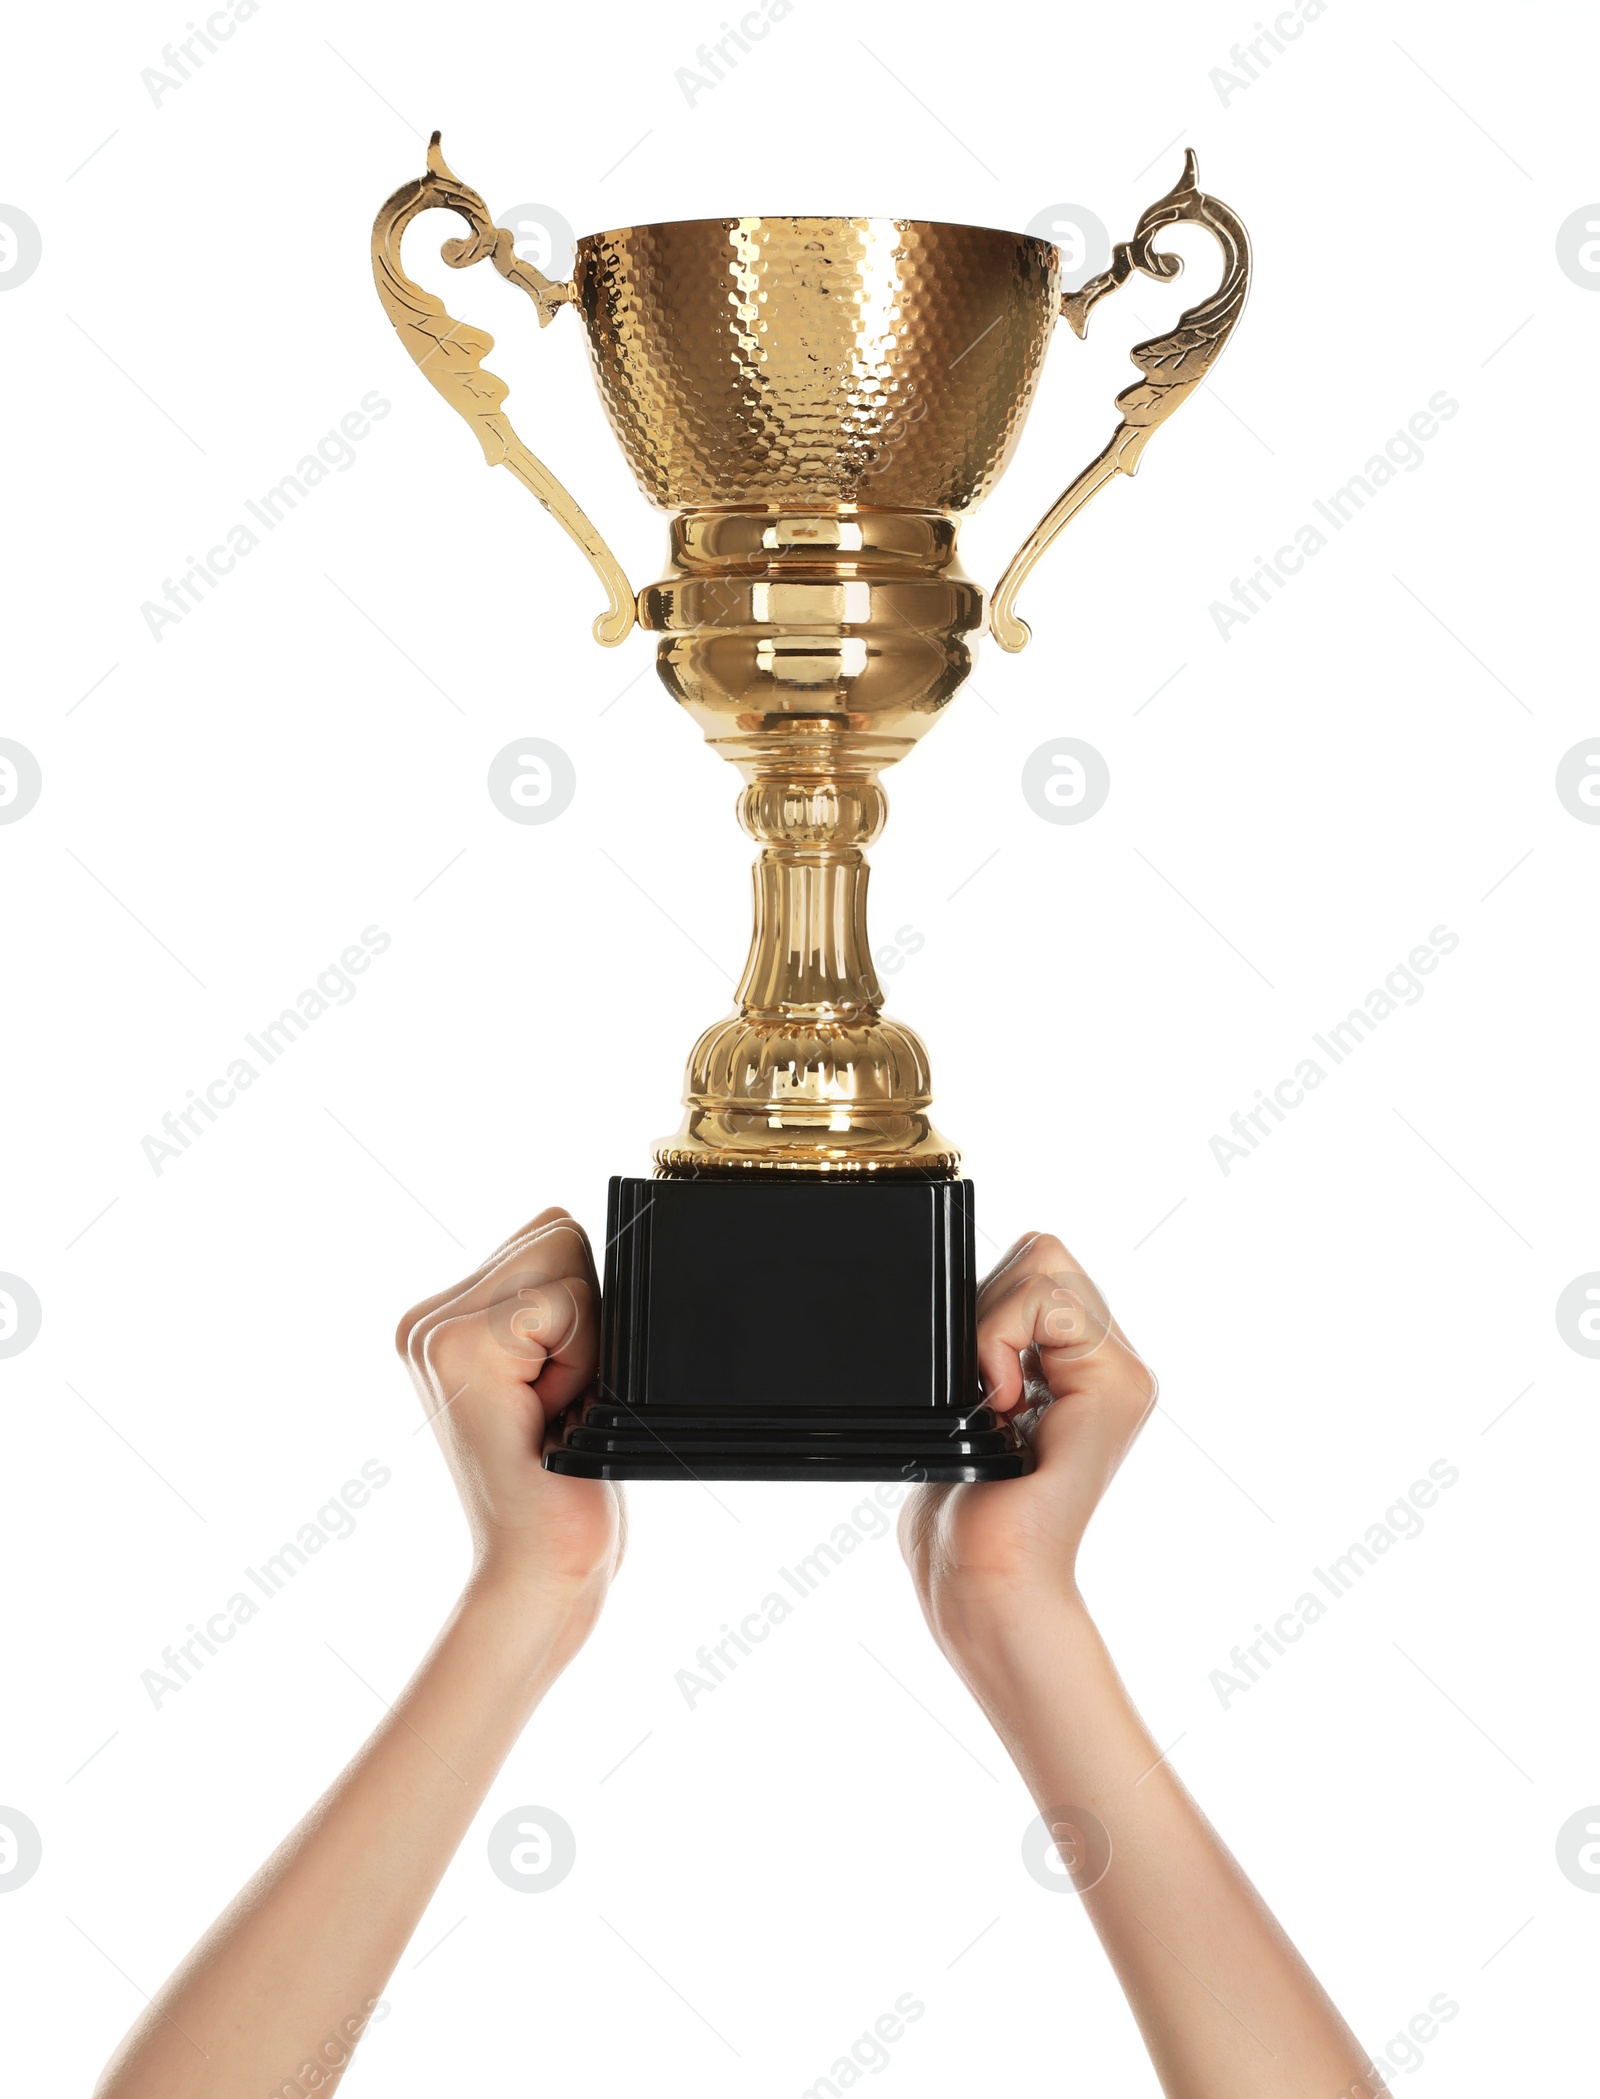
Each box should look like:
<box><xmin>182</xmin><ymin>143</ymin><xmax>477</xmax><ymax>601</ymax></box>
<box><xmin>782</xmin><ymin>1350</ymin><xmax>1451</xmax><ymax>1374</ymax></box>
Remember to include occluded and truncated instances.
<box><xmin>981</xmin><ymin>1266</ymin><xmax>1157</xmax><ymax>1522</ymax></box>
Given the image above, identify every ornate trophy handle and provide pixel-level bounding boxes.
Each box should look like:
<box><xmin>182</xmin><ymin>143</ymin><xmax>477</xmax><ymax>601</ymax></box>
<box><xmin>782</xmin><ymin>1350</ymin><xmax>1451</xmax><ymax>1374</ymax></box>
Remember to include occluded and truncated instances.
<box><xmin>989</xmin><ymin>151</ymin><xmax>1250</xmax><ymax>653</ymax></box>
<box><xmin>371</xmin><ymin>133</ymin><xmax>635</xmax><ymax>647</ymax></box>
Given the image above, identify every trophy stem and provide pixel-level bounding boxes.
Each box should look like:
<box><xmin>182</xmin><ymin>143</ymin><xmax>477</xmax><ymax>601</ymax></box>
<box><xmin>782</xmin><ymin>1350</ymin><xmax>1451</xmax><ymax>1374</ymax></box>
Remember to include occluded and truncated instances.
<box><xmin>643</xmin><ymin>509</ymin><xmax>983</xmax><ymax>1178</ymax></box>
<box><xmin>735</xmin><ymin>781</ymin><xmax>882</xmax><ymax>1020</ymax></box>
<box><xmin>652</xmin><ymin>762</ymin><xmax>954</xmax><ymax>1176</ymax></box>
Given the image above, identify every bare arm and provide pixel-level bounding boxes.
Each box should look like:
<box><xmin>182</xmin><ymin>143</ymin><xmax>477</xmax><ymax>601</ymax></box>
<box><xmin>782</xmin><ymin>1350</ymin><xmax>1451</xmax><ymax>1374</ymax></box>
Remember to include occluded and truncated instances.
<box><xmin>96</xmin><ymin>1208</ymin><xmax>623</xmax><ymax>2099</ymax></box>
<box><xmin>901</xmin><ymin>1235</ymin><xmax>1385</xmax><ymax>2099</ymax></box>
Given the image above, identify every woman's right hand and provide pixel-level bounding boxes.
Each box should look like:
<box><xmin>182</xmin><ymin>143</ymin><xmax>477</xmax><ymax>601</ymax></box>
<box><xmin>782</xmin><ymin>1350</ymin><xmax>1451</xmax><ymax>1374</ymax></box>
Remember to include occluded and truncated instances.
<box><xmin>396</xmin><ymin>1205</ymin><xmax>625</xmax><ymax>1614</ymax></box>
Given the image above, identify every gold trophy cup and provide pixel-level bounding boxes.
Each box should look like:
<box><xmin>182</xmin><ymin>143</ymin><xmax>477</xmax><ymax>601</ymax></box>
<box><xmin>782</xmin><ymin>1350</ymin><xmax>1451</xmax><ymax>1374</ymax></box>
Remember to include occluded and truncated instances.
<box><xmin>372</xmin><ymin>138</ymin><xmax>1249</xmax><ymax>1479</ymax></box>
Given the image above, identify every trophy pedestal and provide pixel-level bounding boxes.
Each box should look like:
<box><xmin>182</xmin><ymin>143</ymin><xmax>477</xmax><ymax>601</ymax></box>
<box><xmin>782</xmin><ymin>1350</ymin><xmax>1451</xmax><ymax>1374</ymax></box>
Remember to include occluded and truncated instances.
<box><xmin>543</xmin><ymin>1177</ymin><xmax>1029</xmax><ymax>1483</ymax></box>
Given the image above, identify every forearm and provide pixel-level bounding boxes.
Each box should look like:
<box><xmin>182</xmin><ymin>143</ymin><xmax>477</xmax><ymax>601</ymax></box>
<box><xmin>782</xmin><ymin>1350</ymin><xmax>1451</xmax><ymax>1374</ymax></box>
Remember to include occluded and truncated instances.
<box><xmin>950</xmin><ymin>1590</ymin><xmax>1377</xmax><ymax>2099</ymax></box>
<box><xmin>96</xmin><ymin>1565</ymin><xmax>599</xmax><ymax>2099</ymax></box>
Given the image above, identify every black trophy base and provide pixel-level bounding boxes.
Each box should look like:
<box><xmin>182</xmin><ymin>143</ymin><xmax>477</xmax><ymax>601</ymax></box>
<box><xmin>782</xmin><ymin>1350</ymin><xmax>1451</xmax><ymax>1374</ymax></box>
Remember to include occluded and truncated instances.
<box><xmin>544</xmin><ymin>1175</ymin><xmax>1029</xmax><ymax>1483</ymax></box>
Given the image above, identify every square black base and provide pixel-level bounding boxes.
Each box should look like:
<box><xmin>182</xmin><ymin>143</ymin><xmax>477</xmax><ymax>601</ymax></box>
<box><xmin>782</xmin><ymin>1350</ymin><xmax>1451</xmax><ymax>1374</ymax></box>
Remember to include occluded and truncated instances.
<box><xmin>543</xmin><ymin>1175</ymin><xmax>1029</xmax><ymax>1482</ymax></box>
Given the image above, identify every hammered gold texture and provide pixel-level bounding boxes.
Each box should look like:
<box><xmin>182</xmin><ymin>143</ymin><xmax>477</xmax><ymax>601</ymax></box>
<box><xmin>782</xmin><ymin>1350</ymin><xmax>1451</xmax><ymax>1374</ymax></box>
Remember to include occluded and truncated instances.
<box><xmin>572</xmin><ymin>217</ymin><xmax>1060</xmax><ymax>513</ymax></box>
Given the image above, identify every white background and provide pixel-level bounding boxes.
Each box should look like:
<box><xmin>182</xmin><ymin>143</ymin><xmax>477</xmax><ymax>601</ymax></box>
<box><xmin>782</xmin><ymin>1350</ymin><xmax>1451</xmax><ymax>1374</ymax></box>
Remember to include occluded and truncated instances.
<box><xmin>2</xmin><ymin>1</ymin><xmax>1597</xmax><ymax>2091</ymax></box>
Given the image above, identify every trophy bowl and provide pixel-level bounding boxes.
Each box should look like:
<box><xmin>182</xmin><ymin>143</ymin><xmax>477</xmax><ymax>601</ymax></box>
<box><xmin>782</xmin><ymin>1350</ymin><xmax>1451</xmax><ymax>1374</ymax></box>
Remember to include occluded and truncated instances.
<box><xmin>569</xmin><ymin>214</ymin><xmax>1061</xmax><ymax>514</ymax></box>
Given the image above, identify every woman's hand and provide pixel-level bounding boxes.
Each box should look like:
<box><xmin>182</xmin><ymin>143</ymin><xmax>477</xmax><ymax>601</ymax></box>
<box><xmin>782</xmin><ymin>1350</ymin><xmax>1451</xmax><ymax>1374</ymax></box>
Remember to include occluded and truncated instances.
<box><xmin>95</xmin><ymin>1206</ymin><xmax>628</xmax><ymax>2099</ymax></box>
<box><xmin>899</xmin><ymin>1230</ymin><xmax>1156</xmax><ymax>1660</ymax></box>
<box><xmin>899</xmin><ymin>1232</ymin><xmax>1377</xmax><ymax>2098</ymax></box>
<box><xmin>396</xmin><ymin>1205</ymin><xmax>625</xmax><ymax>1615</ymax></box>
